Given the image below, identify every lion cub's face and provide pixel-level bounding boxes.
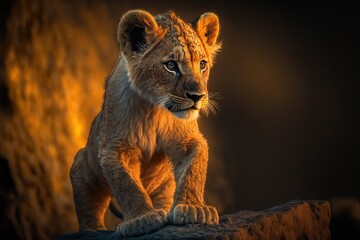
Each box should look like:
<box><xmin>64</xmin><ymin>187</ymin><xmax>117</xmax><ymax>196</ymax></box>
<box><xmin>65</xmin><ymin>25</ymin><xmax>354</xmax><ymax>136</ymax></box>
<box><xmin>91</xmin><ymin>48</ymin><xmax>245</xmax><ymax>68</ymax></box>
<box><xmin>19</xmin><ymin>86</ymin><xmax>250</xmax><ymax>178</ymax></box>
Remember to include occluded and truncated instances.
<box><xmin>118</xmin><ymin>10</ymin><xmax>221</xmax><ymax>119</ymax></box>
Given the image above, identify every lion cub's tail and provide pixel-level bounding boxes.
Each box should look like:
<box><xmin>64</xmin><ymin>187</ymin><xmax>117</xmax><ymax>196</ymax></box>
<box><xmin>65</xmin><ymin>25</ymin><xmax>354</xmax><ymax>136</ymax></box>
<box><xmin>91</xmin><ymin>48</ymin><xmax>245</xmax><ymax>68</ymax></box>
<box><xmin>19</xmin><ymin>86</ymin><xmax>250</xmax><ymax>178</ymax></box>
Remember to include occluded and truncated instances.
<box><xmin>108</xmin><ymin>199</ymin><xmax>124</xmax><ymax>219</ymax></box>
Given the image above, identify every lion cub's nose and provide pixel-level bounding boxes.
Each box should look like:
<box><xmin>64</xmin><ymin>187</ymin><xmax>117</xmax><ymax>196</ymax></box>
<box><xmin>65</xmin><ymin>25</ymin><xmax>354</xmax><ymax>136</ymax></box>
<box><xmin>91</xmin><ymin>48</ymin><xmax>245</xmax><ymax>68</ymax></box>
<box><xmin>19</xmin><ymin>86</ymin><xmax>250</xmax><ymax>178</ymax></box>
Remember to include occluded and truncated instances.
<box><xmin>186</xmin><ymin>92</ymin><xmax>205</xmax><ymax>103</ymax></box>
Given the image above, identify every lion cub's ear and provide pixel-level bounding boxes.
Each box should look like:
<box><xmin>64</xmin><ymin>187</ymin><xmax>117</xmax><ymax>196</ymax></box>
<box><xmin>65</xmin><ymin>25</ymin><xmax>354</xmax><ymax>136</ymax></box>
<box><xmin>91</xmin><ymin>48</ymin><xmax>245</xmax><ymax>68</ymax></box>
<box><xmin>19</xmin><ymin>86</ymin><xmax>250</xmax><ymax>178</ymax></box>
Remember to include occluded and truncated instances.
<box><xmin>117</xmin><ymin>10</ymin><xmax>159</xmax><ymax>56</ymax></box>
<box><xmin>192</xmin><ymin>13</ymin><xmax>221</xmax><ymax>64</ymax></box>
<box><xmin>192</xmin><ymin>13</ymin><xmax>220</xmax><ymax>46</ymax></box>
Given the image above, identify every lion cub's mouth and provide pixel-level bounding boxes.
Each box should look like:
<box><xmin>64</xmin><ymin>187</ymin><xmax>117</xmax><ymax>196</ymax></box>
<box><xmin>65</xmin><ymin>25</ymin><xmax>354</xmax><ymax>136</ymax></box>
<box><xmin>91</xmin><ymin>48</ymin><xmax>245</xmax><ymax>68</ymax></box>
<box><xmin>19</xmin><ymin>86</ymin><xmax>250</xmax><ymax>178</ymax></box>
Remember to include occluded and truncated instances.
<box><xmin>165</xmin><ymin>101</ymin><xmax>199</xmax><ymax>113</ymax></box>
<box><xmin>171</xmin><ymin>106</ymin><xmax>199</xmax><ymax>112</ymax></box>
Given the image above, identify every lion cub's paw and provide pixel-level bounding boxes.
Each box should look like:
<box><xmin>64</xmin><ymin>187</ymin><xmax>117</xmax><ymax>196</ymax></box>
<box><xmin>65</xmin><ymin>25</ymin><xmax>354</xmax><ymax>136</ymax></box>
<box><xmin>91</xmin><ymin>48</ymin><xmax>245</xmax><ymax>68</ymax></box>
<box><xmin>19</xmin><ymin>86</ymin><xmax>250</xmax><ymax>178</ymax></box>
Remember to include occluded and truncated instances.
<box><xmin>169</xmin><ymin>204</ymin><xmax>219</xmax><ymax>225</ymax></box>
<box><xmin>116</xmin><ymin>209</ymin><xmax>168</xmax><ymax>237</ymax></box>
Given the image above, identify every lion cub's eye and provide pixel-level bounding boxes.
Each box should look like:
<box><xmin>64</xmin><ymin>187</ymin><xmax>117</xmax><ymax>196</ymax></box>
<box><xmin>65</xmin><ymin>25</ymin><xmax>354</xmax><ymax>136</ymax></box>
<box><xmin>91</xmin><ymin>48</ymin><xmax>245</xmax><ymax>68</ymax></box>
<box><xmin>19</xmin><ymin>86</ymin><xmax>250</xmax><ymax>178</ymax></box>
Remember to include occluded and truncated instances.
<box><xmin>200</xmin><ymin>60</ymin><xmax>207</xmax><ymax>72</ymax></box>
<box><xmin>164</xmin><ymin>61</ymin><xmax>180</xmax><ymax>76</ymax></box>
<box><xmin>166</xmin><ymin>61</ymin><xmax>176</xmax><ymax>70</ymax></box>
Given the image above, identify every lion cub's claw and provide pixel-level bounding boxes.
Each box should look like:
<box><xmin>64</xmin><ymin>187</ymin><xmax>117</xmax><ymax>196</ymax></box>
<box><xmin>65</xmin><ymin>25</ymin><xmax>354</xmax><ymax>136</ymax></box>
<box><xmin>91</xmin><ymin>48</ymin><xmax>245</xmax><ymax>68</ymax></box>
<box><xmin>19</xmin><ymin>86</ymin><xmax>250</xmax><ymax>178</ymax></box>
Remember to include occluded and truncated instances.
<box><xmin>116</xmin><ymin>209</ymin><xmax>168</xmax><ymax>237</ymax></box>
<box><xmin>169</xmin><ymin>204</ymin><xmax>219</xmax><ymax>225</ymax></box>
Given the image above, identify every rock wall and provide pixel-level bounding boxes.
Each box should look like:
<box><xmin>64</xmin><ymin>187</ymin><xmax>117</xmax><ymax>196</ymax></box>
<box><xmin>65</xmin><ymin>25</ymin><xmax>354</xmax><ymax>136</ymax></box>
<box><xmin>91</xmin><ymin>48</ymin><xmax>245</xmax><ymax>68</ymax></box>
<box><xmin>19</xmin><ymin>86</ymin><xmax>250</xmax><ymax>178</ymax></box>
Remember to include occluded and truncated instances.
<box><xmin>0</xmin><ymin>1</ymin><xmax>117</xmax><ymax>239</ymax></box>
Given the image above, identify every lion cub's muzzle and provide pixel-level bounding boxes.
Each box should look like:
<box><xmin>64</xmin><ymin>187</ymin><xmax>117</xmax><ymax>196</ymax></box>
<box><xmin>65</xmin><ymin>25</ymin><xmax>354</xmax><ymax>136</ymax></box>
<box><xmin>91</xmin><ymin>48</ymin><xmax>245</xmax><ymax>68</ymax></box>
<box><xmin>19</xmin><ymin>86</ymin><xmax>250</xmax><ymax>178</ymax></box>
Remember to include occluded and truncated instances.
<box><xmin>168</xmin><ymin>91</ymin><xmax>206</xmax><ymax>112</ymax></box>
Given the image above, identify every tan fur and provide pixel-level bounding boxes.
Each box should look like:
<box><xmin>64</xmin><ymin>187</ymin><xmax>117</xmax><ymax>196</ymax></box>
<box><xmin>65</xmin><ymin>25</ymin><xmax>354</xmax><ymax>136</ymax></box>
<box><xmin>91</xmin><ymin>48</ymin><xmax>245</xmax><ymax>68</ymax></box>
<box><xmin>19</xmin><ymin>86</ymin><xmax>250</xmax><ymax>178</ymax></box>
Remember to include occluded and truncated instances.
<box><xmin>70</xmin><ymin>9</ymin><xmax>221</xmax><ymax>237</ymax></box>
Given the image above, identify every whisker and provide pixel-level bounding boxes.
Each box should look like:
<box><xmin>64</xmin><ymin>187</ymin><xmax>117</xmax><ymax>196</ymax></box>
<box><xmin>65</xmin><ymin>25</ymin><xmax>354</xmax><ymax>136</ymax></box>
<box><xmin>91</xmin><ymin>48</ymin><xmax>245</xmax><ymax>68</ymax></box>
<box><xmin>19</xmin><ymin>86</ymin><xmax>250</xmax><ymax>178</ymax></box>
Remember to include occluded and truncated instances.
<box><xmin>170</xmin><ymin>104</ymin><xmax>179</xmax><ymax>112</ymax></box>
<box><xmin>171</xmin><ymin>98</ymin><xmax>184</xmax><ymax>104</ymax></box>
<box><xmin>170</xmin><ymin>94</ymin><xmax>187</xmax><ymax>104</ymax></box>
<box><xmin>208</xmin><ymin>92</ymin><xmax>222</xmax><ymax>101</ymax></box>
<box><xmin>170</xmin><ymin>94</ymin><xmax>185</xmax><ymax>99</ymax></box>
<box><xmin>164</xmin><ymin>102</ymin><xmax>173</xmax><ymax>110</ymax></box>
<box><xmin>208</xmin><ymin>99</ymin><xmax>219</xmax><ymax>114</ymax></box>
<box><xmin>156</xmin><ymin>95</ymin><xmax>170</xmax><ymax>107</ymax></box>
<box><xmin>179</xmin><ymin>101</ymin><xmax>194</xmax><ymax>110</ymax></box>
<box><xmin>202</xmin><ymin>92</ymin><xmax>221</xmax><ymax>116</ymax></box>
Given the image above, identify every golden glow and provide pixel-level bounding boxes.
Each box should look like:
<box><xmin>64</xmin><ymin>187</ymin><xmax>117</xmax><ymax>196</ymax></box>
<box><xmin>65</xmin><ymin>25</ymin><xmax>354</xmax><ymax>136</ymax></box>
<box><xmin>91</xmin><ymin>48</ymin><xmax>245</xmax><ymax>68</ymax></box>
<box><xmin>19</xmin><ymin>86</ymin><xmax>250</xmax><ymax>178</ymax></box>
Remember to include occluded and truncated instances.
<box><xmin>0</xmin><ymin>2</ymin><xmax>118</xmax><ymax>236</ymax></box>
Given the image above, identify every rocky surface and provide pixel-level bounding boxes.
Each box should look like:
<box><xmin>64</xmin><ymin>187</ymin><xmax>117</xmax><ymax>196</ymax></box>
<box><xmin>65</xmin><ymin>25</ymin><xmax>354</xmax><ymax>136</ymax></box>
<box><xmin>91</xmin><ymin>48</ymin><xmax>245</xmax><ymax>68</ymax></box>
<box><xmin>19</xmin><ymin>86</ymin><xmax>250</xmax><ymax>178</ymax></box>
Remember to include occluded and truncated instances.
<box><xmin>56</xmin><ymin>199</ymin><xmax>331</xmax><ymax>240</ymax></box>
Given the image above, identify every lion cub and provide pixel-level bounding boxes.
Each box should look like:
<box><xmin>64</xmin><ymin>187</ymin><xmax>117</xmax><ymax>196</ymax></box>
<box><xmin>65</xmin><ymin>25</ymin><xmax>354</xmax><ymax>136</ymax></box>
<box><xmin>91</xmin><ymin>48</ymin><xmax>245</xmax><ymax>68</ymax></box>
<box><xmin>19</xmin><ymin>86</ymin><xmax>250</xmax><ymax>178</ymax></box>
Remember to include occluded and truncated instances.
<box><xmin>70</xmin><ymin>9</ymin><xmax>221</xmax><ymax>237</ymax></box>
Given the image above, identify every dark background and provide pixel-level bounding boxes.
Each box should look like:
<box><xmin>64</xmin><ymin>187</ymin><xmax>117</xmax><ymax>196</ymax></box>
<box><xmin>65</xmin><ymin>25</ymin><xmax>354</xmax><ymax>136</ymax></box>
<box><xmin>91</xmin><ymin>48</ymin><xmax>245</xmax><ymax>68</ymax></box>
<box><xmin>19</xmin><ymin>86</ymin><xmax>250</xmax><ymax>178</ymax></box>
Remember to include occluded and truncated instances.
<box><xmin>121</xmin><ymin>1</ymin><xmax>359</xmax><ymax>213</ymax></box>
<box><xmin>1</xmin><ymin>1</ymin><xmax>359</xmax><ymax>239</ymax></box>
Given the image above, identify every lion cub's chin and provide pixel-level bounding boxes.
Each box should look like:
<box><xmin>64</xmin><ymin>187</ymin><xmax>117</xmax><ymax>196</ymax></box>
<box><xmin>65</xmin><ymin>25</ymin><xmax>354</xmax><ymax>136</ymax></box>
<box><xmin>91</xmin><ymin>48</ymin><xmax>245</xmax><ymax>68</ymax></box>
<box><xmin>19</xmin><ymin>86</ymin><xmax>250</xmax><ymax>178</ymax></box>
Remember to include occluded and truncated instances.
<box><xmin>172</xmin><ymin>109</ymin><xmax>199</xmax><ymax>120</ymax></box>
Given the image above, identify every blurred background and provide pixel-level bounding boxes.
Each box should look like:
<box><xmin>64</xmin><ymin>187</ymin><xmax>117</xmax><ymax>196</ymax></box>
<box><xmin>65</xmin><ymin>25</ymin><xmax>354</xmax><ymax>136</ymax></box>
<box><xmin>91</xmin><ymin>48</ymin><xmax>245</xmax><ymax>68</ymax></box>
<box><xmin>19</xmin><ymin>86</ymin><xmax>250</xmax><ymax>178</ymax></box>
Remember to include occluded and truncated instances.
<box><xmin>0</xmin><ymin>1</ymin><xmax>359</xmax><ymax>239</ymax></box>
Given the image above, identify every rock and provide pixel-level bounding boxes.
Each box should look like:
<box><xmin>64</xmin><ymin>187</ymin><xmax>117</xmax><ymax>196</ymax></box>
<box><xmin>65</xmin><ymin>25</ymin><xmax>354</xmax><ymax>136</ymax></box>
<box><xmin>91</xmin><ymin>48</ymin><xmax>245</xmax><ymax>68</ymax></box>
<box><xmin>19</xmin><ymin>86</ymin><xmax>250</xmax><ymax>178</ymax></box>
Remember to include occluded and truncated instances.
<box><xmin>56</xmin><ymin>199</ymin><xmax>330</xmax><ymax>240</ymax></box>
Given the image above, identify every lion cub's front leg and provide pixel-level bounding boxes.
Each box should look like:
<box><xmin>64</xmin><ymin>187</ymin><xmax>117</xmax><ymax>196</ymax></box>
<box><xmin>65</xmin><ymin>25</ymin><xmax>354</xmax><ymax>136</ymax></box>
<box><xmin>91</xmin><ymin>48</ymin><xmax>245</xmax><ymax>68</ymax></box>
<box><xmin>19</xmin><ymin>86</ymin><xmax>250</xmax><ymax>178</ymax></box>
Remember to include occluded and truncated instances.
<box><xmin>168</xmin><ymin>137</ymin><xmax>219</xmax><ymax>225</ymax></box>
<box><xmin>100</xmin><ymin>148</ymin><xmax>168</xmax><ymax>237</ymax></box>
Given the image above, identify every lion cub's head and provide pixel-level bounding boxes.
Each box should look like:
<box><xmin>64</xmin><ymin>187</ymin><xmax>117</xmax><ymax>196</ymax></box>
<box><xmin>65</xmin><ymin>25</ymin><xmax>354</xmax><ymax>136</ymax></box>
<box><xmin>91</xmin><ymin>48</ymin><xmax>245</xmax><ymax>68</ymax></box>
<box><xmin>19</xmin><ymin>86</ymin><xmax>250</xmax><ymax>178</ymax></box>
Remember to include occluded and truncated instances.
<box><xmin>117</xmin><ymin>10</ymin><xmax>221</xmax><ymax>119</ymax></box>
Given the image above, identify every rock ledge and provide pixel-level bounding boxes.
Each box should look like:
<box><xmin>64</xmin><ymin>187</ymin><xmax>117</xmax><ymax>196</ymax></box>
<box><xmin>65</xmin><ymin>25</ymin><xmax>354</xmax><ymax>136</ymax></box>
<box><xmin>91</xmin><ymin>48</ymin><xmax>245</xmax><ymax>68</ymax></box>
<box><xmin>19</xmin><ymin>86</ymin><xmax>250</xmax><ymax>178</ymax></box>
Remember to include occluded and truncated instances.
<box><xmin>56</xmin><ymin>199</ymin><xmax>330</xmax><ymax>240</ymax></box>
